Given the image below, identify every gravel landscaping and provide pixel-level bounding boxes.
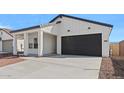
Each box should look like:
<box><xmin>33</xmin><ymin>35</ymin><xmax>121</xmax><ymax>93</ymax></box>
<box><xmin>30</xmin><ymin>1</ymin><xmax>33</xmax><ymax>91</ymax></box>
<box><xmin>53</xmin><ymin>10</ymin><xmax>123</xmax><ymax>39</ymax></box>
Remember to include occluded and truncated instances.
<box><xmin>99</xmin><ymin>57</ymin><xmax>124</xmax><ymax>79</ymax></box>
<box><xmin>0</xmin><ymin>56</ymin><xmax>24</xmax><ymax>67</ymax></box>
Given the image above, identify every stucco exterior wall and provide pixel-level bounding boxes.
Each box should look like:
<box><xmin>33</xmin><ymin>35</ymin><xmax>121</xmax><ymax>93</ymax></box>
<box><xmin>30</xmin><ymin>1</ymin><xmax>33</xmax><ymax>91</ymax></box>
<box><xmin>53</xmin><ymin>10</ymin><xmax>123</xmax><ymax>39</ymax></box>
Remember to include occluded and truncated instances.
<box><xmin>51</xmin><ymin>17</ymin><xmax>112</xmax><ymax>57</ymax></box>
<box><xmin>43</xmin><ymin>32</ymin><xmax>56</xmax><ymax>55</ymax></box>
<box><xmin>0</xmin><ymin>30</ymin><xmax>13</xmax><ymax>40</ymax></box>
<box><xmin>12</xmin><ymin>16</ymin><xmax>112</xmax><ymax>57</ymax></box>
<box><xmin>0</xmin><ymin>30</ymin><xmax>13</xmax><ymax>52</ymax></box>
<box><xmin>41</xmin><ymin>25</ymin><xmax>58</xmax><ymax>35</ymax></box>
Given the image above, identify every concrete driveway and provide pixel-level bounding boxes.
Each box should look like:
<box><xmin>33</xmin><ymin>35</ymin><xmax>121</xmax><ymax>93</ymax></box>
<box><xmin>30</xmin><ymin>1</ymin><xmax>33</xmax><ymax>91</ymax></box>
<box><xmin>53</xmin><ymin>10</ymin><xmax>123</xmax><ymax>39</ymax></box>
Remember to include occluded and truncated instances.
<box><xmin>0</xmin><ymin>55</ymin><xmax>102</xmax><ymax>79</ymax></box>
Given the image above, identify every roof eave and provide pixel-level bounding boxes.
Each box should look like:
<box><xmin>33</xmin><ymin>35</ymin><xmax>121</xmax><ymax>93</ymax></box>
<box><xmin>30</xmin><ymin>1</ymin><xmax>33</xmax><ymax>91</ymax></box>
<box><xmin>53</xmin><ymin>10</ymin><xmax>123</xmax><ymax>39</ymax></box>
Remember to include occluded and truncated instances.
<box><xmin>49</xmin><ymin>14</ymin><xmax>113</xmax><ymax>28</ymax></box>
<box><xmin>11</xmin><ymin>25</ymin><xmax>40</xmax><ymax>33</ymax></box>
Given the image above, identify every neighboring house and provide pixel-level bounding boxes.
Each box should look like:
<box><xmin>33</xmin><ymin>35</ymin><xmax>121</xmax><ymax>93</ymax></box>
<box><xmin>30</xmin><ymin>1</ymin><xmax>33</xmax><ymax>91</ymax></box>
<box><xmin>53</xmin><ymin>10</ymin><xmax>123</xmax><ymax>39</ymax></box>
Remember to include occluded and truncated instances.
<box><xmin>11</xmin><ymin>14</ymin><xmax>113</xmax><ymax>57</ymax></box>
<box><xmin>0</xmin><ymin>28</ymin><xmax>13</xmax><ymax>53</ymax></box>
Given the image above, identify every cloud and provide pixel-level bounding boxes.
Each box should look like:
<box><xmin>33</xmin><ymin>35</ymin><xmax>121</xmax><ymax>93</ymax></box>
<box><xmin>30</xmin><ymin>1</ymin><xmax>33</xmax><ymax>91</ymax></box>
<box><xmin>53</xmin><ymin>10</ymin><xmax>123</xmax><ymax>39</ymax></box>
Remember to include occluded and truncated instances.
<box><xmin>0</xmin><ymin>24</ymin><xmax>12</xmax><ymax>29</ymax></box>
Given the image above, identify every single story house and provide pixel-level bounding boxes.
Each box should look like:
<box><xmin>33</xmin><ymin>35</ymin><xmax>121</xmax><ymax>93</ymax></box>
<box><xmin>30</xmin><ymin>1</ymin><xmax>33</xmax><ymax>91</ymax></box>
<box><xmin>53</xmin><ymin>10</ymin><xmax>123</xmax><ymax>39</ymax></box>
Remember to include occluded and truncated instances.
<box><xmin>0</xmin><ymin>28</ymin><xmax>13</xmax><ymax>53</ymax></box>
<box><xmin>11</xmin><ymin>14</ymin><xmax>113</xmax><ymax>57</ymax></box>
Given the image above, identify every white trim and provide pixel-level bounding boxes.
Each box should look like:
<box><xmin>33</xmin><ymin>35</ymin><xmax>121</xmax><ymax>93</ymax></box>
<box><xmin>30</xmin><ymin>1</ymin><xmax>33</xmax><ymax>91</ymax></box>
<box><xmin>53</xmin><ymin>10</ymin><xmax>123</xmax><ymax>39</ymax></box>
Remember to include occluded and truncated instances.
<box><xmin>38</xmin><ymin>30</ymin><xmax>43</xmax><ymax>56</ymax></box>
<box><xmin>24</xmin><ymin>33</ymin><xmax>28</xmax><ymax>56</ymax></box>
<box><xmin>57</xmin><ymin>35</ymin><xmax>61</xmax><ymax>55</ymax></box>
<box><xmin>13</xmin><ymin>34</ymin><xmax>17</xmax><ymax>55</ymax></box>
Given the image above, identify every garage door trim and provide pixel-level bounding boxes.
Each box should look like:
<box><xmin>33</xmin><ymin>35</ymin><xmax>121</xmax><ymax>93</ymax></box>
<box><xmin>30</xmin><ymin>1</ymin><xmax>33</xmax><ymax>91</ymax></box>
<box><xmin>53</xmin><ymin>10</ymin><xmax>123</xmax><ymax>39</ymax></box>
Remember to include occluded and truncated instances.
<box><xmin>61</xmin><ymin>33</ymin><xmax>102</xmax><ymax>56</ymax></box>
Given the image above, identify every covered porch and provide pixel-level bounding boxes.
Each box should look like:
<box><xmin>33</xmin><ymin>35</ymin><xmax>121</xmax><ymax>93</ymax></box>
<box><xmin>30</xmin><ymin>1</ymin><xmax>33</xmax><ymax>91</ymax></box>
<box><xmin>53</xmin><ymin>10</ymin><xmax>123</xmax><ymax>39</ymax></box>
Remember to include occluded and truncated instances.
<box><xmin>12</xmin><ymin>24</ymin><xmax>57</xmax><ymax>56</ymax></box>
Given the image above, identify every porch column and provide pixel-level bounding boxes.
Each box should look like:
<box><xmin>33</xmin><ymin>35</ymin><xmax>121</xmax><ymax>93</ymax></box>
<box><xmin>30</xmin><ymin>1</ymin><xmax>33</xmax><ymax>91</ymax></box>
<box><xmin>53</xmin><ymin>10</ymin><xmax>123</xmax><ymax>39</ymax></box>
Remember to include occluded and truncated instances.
<box><xmin>38</xmin><ymin>31</ymin><xmax>43</xmax><ymax>56</ymax></box>
<box><xmin>24</xmin><ymin>33</ymin><xmax>28</xmax><ymax>56</ymax></box>
<box><xmin>57</xmin><ymin>35</ymin><xmax>61</xmax><ymax>55</ymax></box>
<box><xmin>13</xmin><ymin>34</ymin><xmax>17</xmax><ymax>55</ymax></box>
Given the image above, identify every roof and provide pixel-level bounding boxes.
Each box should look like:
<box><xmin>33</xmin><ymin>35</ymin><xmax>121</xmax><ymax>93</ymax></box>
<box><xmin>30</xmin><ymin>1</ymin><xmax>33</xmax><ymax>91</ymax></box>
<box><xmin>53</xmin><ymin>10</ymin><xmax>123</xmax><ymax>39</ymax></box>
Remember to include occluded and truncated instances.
<box><xmin>0</xmin><ymin>28</ymin><xmax>13</xmax><ymax>37</ymax></box>
<box><xmin>11</xmin><ymin>23</ymin><xmax>57</xmax><ymax>33</ymax></box>
<box><xmin>11</xmin><ymin>25</ymin><xmax>40</xmax><ymax>33</ymax></box>
<box><xmin>49</xmin><ymin>14</ymin><xmax>113</xmax><ymax>28</ymax></box>
<box><xmin>11</xmin><ymin>14</ymin><xmax>113</xmax><ymax>33</ymax></box>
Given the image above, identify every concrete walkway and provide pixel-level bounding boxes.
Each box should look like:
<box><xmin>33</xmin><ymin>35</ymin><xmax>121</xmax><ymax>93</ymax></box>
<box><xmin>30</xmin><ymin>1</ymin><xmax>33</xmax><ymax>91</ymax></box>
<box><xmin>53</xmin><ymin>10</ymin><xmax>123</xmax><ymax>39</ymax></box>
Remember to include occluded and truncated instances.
<box><xmin>0</xmin><ymin>55</ymin><xmax>102</xmax><ymax>79</ymax></box>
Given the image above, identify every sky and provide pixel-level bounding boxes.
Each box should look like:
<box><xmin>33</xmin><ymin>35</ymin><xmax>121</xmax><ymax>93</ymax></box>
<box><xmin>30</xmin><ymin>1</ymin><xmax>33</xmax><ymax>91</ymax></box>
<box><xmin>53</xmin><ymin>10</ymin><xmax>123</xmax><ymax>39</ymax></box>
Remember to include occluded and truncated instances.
<box><xmin>0</xmin><ymin>14</ymin><xmax>123</xmax><ymax>42</ymax></box>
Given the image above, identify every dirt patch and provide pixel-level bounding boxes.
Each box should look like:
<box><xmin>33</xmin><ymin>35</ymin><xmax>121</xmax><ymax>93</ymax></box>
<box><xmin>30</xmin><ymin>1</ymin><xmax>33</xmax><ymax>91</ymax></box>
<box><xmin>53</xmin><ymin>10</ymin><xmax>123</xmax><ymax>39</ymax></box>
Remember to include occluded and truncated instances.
<box><xmin>99</xmin><ymin>57</ymin><xmax>124</xmax><ymax>79</ymax></box>
<box><xmin>0</xmin><ymin>56</ymin><xmax>25</xmax><ymax>67</ymax></box>
<box><xmin>111</xmin><ymin>57</ymin><xmax>124</xmax><ymax>78</ymax></box>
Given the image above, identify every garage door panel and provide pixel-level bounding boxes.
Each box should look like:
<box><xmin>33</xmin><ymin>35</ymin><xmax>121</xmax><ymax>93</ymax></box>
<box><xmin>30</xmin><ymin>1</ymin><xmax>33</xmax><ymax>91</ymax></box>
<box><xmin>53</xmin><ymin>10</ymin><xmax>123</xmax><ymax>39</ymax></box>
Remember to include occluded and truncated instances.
<box><xmin>2</xmin><ymin>40</ymin><xmax>13</xmax><ymax>53</ymax></box>
<box><xmin>62</xmin><ymin>34</ymin><xmax>102</xmax><ymax>56</ymax></box>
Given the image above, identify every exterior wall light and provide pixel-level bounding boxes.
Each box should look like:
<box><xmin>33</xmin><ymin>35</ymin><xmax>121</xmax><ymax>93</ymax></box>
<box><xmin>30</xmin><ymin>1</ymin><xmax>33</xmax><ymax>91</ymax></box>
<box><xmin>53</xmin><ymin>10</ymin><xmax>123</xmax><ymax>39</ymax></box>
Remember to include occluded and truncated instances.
<box><xmin>88</xmin><ymin>27</ymin><xmax>91</xmax><ymax>29</ymax></box>
<box><xmin>104</xmin><ymin>40</ymin><xmax>108</xmax><ymax>42</ymax></box>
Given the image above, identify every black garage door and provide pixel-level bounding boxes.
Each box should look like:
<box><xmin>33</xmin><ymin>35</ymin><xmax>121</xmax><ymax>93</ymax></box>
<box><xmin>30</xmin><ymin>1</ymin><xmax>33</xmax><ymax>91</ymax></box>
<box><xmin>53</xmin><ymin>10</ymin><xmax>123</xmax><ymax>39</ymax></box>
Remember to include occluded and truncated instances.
<box><xmin>62</xmin><ymin>34</ymin><xmax>102</xmax><ymax>56</ymax></box>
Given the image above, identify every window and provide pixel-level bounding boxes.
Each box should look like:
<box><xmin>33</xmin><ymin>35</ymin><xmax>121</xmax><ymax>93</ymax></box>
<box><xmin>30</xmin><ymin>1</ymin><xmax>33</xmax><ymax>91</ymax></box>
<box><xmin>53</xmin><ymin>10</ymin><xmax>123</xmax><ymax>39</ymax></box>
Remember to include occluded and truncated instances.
<box><xmin>29</xmin><ymin>38</ymin><xmax>38</xmax><ymax>49</ymax></box>
<box><xmin>34</xmin><ymin>38</ymin><xmax>38</xmax><ymax>49</ymax></box>
<box><xmin>29</xmin><ymin>43</ymin><xmax>33</xmax><ymax>49</ymax></box>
